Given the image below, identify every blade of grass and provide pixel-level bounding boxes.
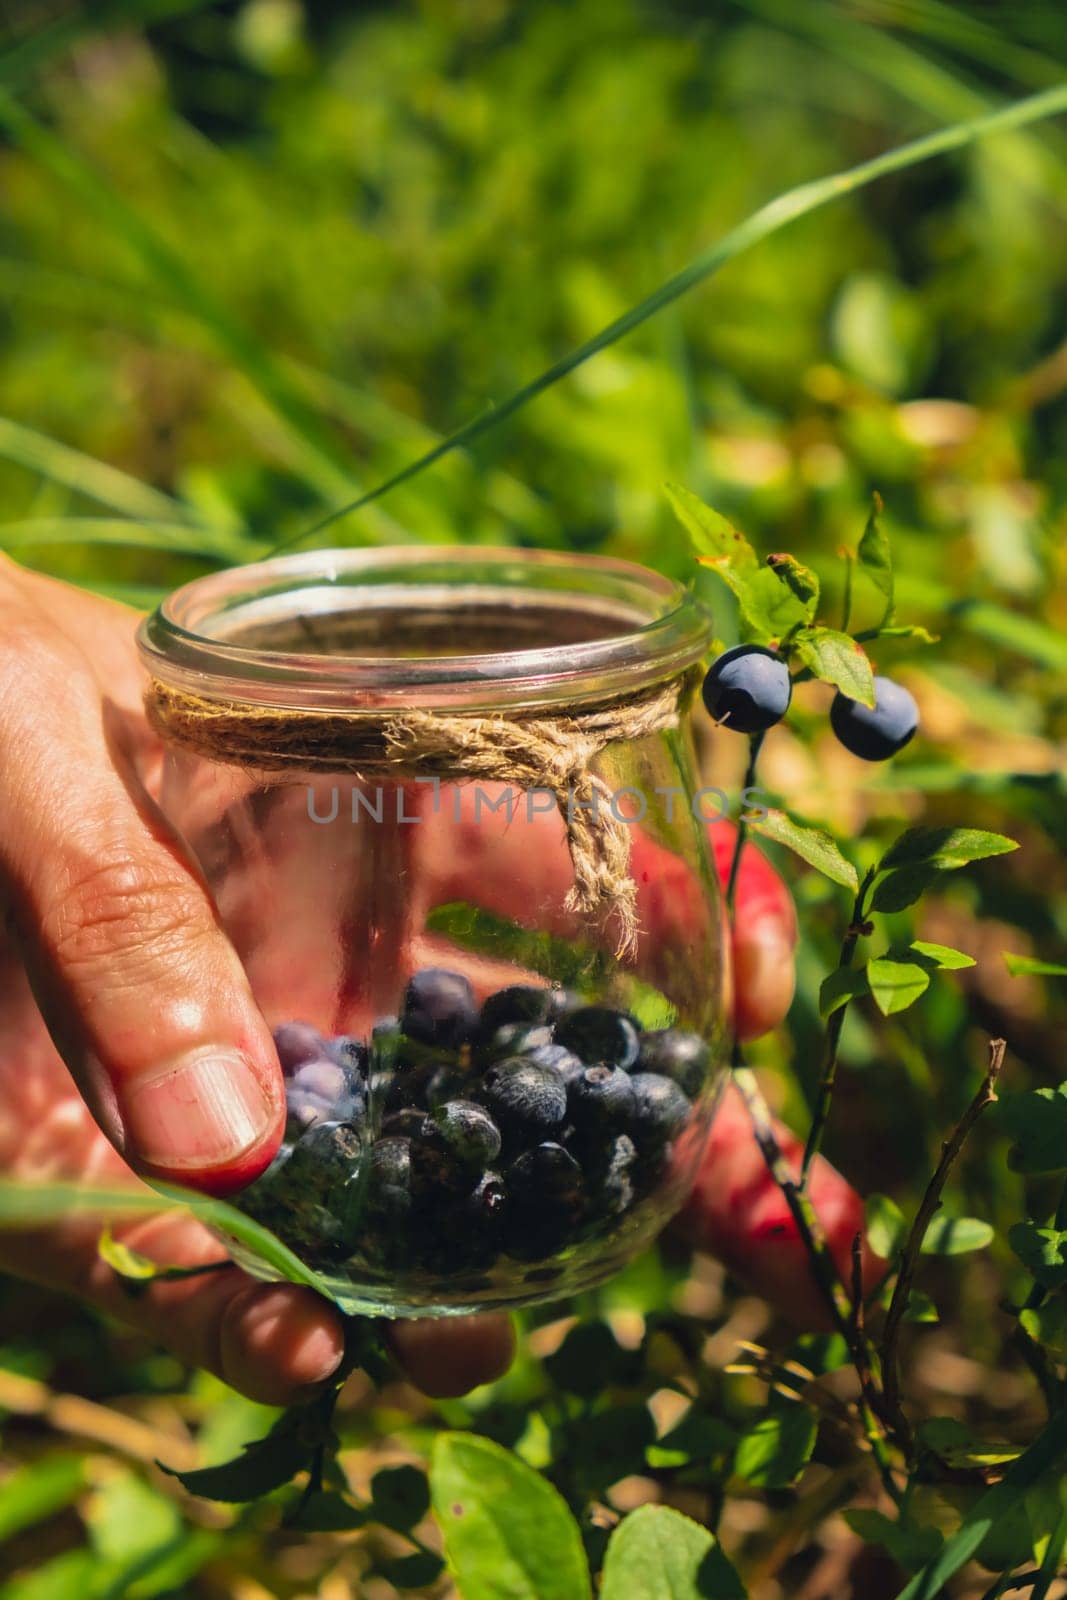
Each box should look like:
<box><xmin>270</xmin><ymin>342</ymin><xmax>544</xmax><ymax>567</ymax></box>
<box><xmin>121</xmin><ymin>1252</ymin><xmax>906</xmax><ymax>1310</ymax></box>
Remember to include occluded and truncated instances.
<box><xmin>271</xmin><ymin>84</ymin><xmax>1067</xmax><ymax>552</ymax></box>
<box><xmin>0</xmin><ymin>91</ymin><xmax>404</xmax><ymax>541</ymax></box>
<box><xmin>896</xmin><ymin>1408</ymin><xmax>1067</xmax><ymax>1599</ymax></box>
<box><xmin>0</xmin><ymin>416</ymin><xmax>194</xmax><ymax>524</ymax></box>
<box><xmin>0</xmin><ymin>516</ymin><xmax>247</xmax><ymax>562</ymax></box>
<box><xmin>858</xmin><ymin>0</ymin><xmax>1066</xmax><ymax>92</ymax></box>
<box><xmin>733</xmin><ymin>0</ymin><xmax>1067</xmax><ymax>188</ymax></box>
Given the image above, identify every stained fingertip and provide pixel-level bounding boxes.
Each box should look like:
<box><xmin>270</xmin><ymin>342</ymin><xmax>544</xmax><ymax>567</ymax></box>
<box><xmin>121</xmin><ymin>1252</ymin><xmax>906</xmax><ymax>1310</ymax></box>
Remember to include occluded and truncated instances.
<box><xmin>389</xmin><ymin>1313</ymin><xmax>515</xmax><ymax>1398</ymax></box>
<box><xmin>219</xmin><ymin>1283</ymin><xmax>345</xmax><ymax>1405</ymax></box>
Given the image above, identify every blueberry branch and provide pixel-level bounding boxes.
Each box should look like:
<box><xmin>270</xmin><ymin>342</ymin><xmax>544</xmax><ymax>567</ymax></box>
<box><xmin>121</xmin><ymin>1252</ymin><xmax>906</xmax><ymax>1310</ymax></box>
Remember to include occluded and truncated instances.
<box><xmin>800</xmin><ymin>866</ymin><xmax>878</xmax><ymax>1187</ymax></box>
<box><xmin>880</xmin><ymin>1038</ymin><xmax>1006</xmax><ymax>1438</ymax></box>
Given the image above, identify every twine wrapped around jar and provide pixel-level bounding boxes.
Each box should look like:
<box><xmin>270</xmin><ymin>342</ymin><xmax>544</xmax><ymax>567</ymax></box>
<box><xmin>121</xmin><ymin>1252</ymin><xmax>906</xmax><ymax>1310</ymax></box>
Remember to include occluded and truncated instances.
<box><xmin>145</xmin><ymin>669</ymin><xmax>700</xmax><ymax>957</ymax></box>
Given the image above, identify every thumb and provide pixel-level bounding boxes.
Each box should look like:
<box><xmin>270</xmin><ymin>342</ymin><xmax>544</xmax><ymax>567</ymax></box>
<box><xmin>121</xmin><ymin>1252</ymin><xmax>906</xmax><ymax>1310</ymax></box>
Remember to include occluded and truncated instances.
<box><xmin>0</xmin><ymin>646</ymin><xmax>283</xmax><ymax>1196</ymax></box>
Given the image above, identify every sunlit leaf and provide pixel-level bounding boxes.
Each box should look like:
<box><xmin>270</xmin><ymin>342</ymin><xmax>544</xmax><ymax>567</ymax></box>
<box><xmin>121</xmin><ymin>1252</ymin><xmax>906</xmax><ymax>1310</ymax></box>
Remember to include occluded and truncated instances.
<box><xmin>865</xmin><ymin>1193</ymin><xmax>905</xmax><ymax>1259</ymax></box>
<box><xmin>749</xmin><ymin>810</ymin><xmax>858</xmax><ymax>891</ymax></box>
<box><xmin>919</xmin><ymin>1215</ymin><xmax>993</xmax><ymax>1256</ymax></box>
<box><xmin>601</xmin><ymin>1505</ymin><xmax>746</xmax><ymax>1600</ymax></box>
<box><xmin>857</xmin><ymin>494</ymin><xmax>894</xmax><ymax>624</ymax></box>
<box><xmin>792</xmin><ymin>626</ymin><xmax>875</xmax><ymax>705</ymax></box>
<box><xmin>879</xmin><ymin>827</ymin><xmax>1018</xmax><ymax>872</ymax></box>
<box><xmin>430</xmin><ymin>1433</ymin><xmax>591</xmax><ymax>1600</ymax></box>
<box><xmin>866</xmin><ymin>955</ymin><xmax>931</xmax><ymax>1015</ymax></box>
<box><xmin>733</xmin><ymin>1406</ymin><xmax>817</xmax><ymax>1489</ymax></box>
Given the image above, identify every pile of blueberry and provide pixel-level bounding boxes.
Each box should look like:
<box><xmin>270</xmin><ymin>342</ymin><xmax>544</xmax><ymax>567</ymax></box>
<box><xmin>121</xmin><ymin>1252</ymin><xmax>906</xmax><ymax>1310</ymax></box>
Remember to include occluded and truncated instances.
<box><xmin>702</xmin><ymin>644</ymin><xmax>918</xmax><ymax>759</ymax></box>
<box><xmin>237</xmin><ymin>970</ymin><xmax>709</xmax><ymax>1284</ymax></box>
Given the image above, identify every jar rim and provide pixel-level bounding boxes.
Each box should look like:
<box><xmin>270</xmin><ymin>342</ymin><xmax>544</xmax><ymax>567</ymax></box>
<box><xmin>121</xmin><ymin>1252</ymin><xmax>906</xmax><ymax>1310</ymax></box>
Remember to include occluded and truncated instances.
<box><xmin>137</xmin><ymin>546</ymin><xmax>713</xmax><ymax>712</ymax></box>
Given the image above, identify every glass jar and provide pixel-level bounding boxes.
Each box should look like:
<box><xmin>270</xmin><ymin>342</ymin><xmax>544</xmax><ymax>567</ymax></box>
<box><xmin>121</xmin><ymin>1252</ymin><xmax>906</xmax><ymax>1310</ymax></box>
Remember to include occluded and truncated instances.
<box><xmin>138</xmin><ymin>547</ymin><xmax>726</xmax><ymax>1317</ymax></box>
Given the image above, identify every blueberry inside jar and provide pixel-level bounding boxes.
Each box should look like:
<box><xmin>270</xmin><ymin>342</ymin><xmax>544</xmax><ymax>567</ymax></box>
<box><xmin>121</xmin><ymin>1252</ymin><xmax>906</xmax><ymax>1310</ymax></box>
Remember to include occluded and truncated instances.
<box><xmin>138</xmin><ymin>547</ymin><xmax>726</xmax><ymax>1315</ymax></box>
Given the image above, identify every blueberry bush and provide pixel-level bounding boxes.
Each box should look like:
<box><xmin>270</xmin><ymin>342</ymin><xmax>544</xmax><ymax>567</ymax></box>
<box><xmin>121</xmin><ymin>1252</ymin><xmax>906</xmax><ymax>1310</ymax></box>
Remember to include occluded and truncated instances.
<box><xmin>0</xmin><ymin>4</ymin><xmax>1066</xmax><ymax>1598</ymax></box>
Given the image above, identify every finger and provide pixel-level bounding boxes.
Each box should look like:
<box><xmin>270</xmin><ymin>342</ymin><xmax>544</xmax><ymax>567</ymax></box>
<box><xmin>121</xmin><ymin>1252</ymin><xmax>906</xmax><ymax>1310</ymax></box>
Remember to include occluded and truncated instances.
<box><xmin>0</xmin><ymin>1208</ymin><xmax>345</xmax><ymax>1407</ymax></box>
<box><xmin>675</xmin><ymin>1081</ymin><xmax>880</xmax><ymax>1329</ymax></box>
<box><xmin>0</xmin><ymin>579</ymin><xmax>284</xmax><ymax>1195</ymax></box>
<box><xmin>388</xmin><ymin>1314</ymin><xmax>516</xmax><ymax>1398</ymax></box>
<box><xmin>709</xmin><ymin>826</ymin><xmax>797</xmax><ymax>1041</ymax></box>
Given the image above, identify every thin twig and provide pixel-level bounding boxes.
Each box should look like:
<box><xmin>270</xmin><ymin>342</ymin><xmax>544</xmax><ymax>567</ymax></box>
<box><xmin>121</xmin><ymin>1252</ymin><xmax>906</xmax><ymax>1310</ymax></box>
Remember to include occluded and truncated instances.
<box><xmin>725</xmin><ymin>731</ymin><xmax>765</xmax><ymax>914</ymax></box>
<box><xmin>732</xmin><ymin>1062</ymin><xmax>903</xmax><ymax>1502</ymax></box>
<box><xmin>881</xmin><ymin>1038</ymin><xmax>1007</xmax><ymax>1433</ymax></box>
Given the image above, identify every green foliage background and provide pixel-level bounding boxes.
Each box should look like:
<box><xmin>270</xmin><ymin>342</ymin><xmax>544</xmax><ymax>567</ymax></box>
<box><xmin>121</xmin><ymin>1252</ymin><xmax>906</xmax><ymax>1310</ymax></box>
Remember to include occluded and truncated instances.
<box><xmin>0</xmin><ymin>2</ymin><xmax>1066</xmax><ymax>1596</ymax></box>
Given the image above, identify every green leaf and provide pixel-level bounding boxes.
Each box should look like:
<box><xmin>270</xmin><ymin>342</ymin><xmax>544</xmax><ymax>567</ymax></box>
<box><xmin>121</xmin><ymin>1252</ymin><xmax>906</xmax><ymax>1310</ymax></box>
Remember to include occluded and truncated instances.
<box><xmin>866</xmin><ymin>955</ymin><xmax>931</xmax><ymax>1015</ymax></box>
<box><xmin>865</xmin><ymin>1193</ymin><xmax>906</xmax><ymax>1259</ymax></box>
<box><xmin>857</xmin><ymin>494</ymin><xmax>894</xmax><ymax>625</ymax></box>
<box><xmin>896</xmin><ymin>1411</ymin><xmax>1067</xmax><ymax>1600</ymax></box>
<box><xmin>378</xmin><ymin>1552</ymin><xmax>447</xmax><ymax>1589</ymax></box>
<box><xmin>904</xmin><ymin>1290</ymin><xmax>940</xmax><ymax>1325</ymax></box>
<box><xmin>0</xmin><ymin>1550</ymin><xmax>99</xmax><ymax>1600</ymax></box>
<box><xmin>98</xmin><ymin>1227</ymin><xmax>230</xmax><ymax>1289</ymax></box>
<box><xmin>370</xmin><ymin>1465</ymin><xmax>431</xmax><ymax>1532</ymax></box>
<box><xmin>865</xmin><ymin>623</ymin><xmax>938</xmax><ymax>643</ymax></box>
<box><xmin>736</xmin><ymin>566</ymin><xmax>814</xmax><ymax>644</ymax></box>
<box><xmin>86</xmin><ymin>1471</ymin><xmax>182</xmax><ymax>1565</ymax></box>
<box><xmin>665</xmin><ymin>483</ymin><xmax>758</xmax><ymax>571</ymax></box>
<box><xmin>917</xmin><ymin>1418</ymin><xmax>1022</xmax><ymax>1471</ymax></box>
<box><xmin>646</xmin><ymin>1411</ymin><xmax>737</xmax><ymax>1471</ymax></box>
<box><xmin>909</xmin><ymin>941</ymin><xmax>976</xmax><ymax>970</ymax></box>
<box><xmin>818</xmin><ymin>967</ymin><xmax>870</xmax><ymax>1018</ymax></box>
<box><xmin>792</xmin><ymin>627</ymin><xmax>875</xmax><ymax>706</ymax></box>
<box><xmin>569</xmin><ymin>1405</ymin><xmax>656</xmax><ymax>1492</ymax></box>
<box><xmin>997</xmin><ymin>1085</ymin><xmax>1067</xmax><ymax>1174</ymax></box>
<box><xmin>543</xmin><ymin>1322</ymin><xmax>642</xmax><ymax>1397</ymax></box>
<box><xmin>1009</xmin><ymin>1223</ymin><xmax>1067</xmax><ymax>1289</ymax></box>
<box><xmin>600</xmin><ymin>1505</ymin><xmax>746</xmax><ymax>1600</ymax></box>
<box><xmin>1005</xmin><ymin>954</ymin><xmax>1067</xmax><ymax>977</ymax></box>
<box><xmin>430</xmin><ymin>1433</ymin><xmax>591</xmax><ymax>1600</ymax></box>
<box><xmin>843</xmin><ymin>1510</ymin><xmax>942</xmax><ymax>1574</ymax></box>
<box><xmin>1020</xmin><ymin>1301</ymin><xmax>1067</xmax><ymax>1360</ymax></box>
<box><xmin>919</xmin><ymin>1215</ymin><xmax>994</xmax><ymax>1255</ymax></box>
<box><xmin>766</xmin><ymin>553</ymin><xmax>820</xmax><ymax>619</ymax></box>
<box><xmin>0</xmin><ymin>1456</ymin><xmax>86</xmax><ymax>1543</ymax></box>
<box><xmin>733</xmin><ymin>1405</ymin><xmax>817</xmax><ymax>1489</ymax></box>
<box><xmin>285</xmin><ymin>1491</ymin><xmax>369</xmax><ymax>1532</ymax></box>
<box><xmin>878</xmin><ymin>827</ymin><xmax>1018</xmax><ymax>872</ymax></box>
<box><xmin>869</xmin><ymin>865</ymin><xmax>947</xmax><ymax>913</ymax></box>
<box><xmin>160</xmin><ymin>1413</ymin><xmax>312</xmax><ymax>1502</ymax></box>
<box><xmin>749</xmin><ymin>810</ymin><xmax>858</xmax><ymax>892</ymax></box>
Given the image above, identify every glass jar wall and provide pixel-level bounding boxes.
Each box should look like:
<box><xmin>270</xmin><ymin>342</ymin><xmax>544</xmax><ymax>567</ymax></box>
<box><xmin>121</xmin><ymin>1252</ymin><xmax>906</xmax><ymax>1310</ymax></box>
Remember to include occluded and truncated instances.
<box><xmin>138</xmin><ymin>548</ymin><xmax>726</xmax><ymax>1316</ymax></box>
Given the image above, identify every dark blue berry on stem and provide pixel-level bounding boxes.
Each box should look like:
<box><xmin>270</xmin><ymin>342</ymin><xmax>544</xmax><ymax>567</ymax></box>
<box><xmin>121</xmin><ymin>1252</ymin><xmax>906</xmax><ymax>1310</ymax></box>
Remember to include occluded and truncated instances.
<box><xmin>555</xmin><ymin>1007</ymin><xmax>640</xmax><ymax>1071</ymax></box>
<box><xmin>829</xmin><ymin>676</ymin><xmax>919</xmax><ymax>762</ymax></box>
<box><xmin>702</xmin><ymin>644</ymin><xmax>792</xmax><ymax>734</ymax></box>
<box><xmin>478</xmin><ymin>1058</ymin><xmax>568</xmax><ymax>1142</ymax></box>
<box><xmin>401</xmin><ymin>968</ymin><xmax>478</xmax><ymax>1050</ymax></box>
<box><xmin>638</xmin><ymin>1029</ymin><xmax>710</xmax><ymax>1098</ymax></box>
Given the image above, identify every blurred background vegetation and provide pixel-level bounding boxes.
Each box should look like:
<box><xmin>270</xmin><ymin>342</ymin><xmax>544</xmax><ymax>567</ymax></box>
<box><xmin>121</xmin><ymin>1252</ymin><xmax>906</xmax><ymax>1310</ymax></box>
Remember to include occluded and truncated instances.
<box><xmin>0</xmin><ymin>2</ymin><xmax>1065</xmax><ymax>1596</ymax></box>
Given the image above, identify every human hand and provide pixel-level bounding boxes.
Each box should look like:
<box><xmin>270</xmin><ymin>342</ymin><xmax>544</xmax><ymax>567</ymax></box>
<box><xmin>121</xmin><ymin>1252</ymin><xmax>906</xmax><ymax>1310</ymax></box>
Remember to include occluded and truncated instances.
<box><xmin>0</xmin><ymin>562</ymin><xmax>512</xmax><ymax>1403</ymax></box>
